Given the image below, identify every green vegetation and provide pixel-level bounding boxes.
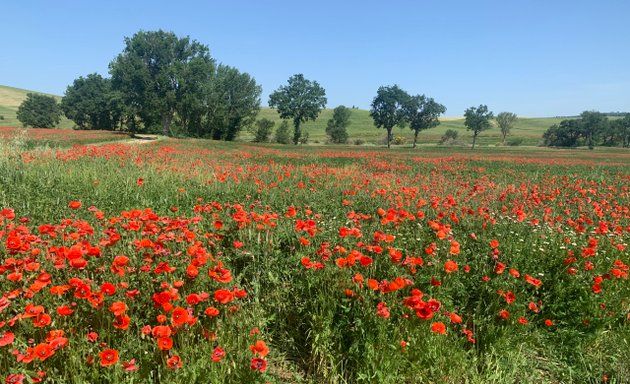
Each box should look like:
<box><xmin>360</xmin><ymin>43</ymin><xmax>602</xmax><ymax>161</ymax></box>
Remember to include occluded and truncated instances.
<box><xmin>402</xmin><ymin>94</ymin><xmax>446</xmax><ymax>148</ymax></box>
<box><xmin>543</xmin><ymin>112</ymin><xmax>630</xmax><ymax>149</ymax></box>
<box><xmin>1</xmin><ymin>136</ymin><xmax>629</xmax><ymax>383</ymax></box>
<box><xmin>496</xmin><ymin>111</ymin><xmax>518</xmax><ymax>144</ymax></box>
<box><xmin>369</xmin><ymin>85</ymin><xmax>408</xmax><ymax>148</ymax></box>
<box><xmin>325</xmin><ymin>105</ymin><xmax>351</xmax><ymax>144</ymax></box>
<box><xmin>61</xmin><ymin>73</ymin><xmax>123</xmax><ymax>130</ymax></box>
<box><xmin>464</xmin><ymin>104</ymin><xmax>494</xmax><ymax>149</ymax></box>
<box><xmin>16</xmin><ymin>93</ymin><xmax>62</xmax><ymax>128</ymax></box>
<box><xmin>268</xmin><ymin>74</ymin><xmax>327</xmax><ymax>145</ymax></box>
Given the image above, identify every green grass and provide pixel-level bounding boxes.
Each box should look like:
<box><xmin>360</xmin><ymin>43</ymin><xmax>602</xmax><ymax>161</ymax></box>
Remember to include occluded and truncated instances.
<box><xmin>1</xmin><ymin>137</ymin><xmax>629</xmax><ymax>383</ymax></box>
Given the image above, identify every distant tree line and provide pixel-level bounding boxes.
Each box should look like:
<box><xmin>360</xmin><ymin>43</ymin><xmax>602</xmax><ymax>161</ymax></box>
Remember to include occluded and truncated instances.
<box><xmin>543</xmin><ymin>111</ymin><xmax>630</xmax><ymax>149</ymax></box>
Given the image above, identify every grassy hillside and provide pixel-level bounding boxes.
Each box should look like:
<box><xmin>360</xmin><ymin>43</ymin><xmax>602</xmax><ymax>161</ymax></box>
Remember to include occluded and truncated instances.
<box><xmin>255</xmin><ymin>108</ymin><xmax>563</xmax><ymax>146</ymax></box>
<box><xmin>0</xmin><ymin>85</ymin><xmax>74</xmax><ymax>129</ymax></box>
<box><xmin>1</xmin><ymin>84</ymin><xmax>563</xmax><ymax>145</ymax></box>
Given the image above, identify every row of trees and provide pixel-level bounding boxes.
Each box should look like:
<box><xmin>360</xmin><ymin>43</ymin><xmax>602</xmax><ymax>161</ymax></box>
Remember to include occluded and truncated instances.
<box><xmin>14</xmin><ymin>30</ymin><xmax>628</xmax><ymax>149</ymax></box>
<box><xmin>369</xmin><ymin>85</ymin><xmax>446</xmax><ymax>148</ymax></box>
<box><xmin>543</xmin><ymin>111</ymin><xmax>630</xmax><ymax>148</ymax></box>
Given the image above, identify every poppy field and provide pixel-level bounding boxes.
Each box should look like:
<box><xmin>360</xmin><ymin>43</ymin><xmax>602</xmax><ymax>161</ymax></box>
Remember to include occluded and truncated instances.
<box><xmin>1</xmin><ymin>136</ymin><xmax>629</xmax><ymax>383</ymax></box>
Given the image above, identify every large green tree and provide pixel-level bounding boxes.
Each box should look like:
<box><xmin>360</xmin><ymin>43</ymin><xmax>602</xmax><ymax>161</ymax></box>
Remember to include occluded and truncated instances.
<box><xmin>204</xmin><ymin>64</ymin><xmax>261</xmax><ymax>140</ymax></box>
<box><xmin>464</xmin><ymin>104</ymin><xmax>494</xmax><ymax>149</ymax></box>
<box><xmin>268</xmin><ymin>74</ymin><xmax>327</xmax><ymax>145</ymax></box>
<box><xmin>402</xmin><ymin>94</ymin><xmax>446</xmax><ymax>148</ymax></box>
<box><xmin>109</xmin><ymin>30</ymin><xmax>215</xmax><ymax>136</ymax></box>
<box><xmin>580</xmin><ymin>110</ymin><xmax>607</xmax><ymax>149</ymax></box>
<box><xmin>325</xmin><ymin>105</ymin><xmax>351</xmax><ymax>144</ymax></box>
<box><xmin>543</xmin><ymin>119</ymin><xmax>582</xmax><ymax>147</ymax></box>
<box><xmin>496</xmin><ymin>112</ymin><xmax>518</xmax><ymax>144</ymax></box>
<box><xmin>16</xmin><ymin>93</ymin><xmax>62</xmax><ymax>128</ymax></box>
<box><xmin>612</xmin><ymin>114</ymin><xmax>630</xmax><ymax>147</ymax></box>
<box><xmin>61</xmin><ymin>73</ymin><xmax>123</xmax><ymax>130</ymax></box>
<box><xmin>370</xmin><ymin>85</ymin><xmax>409</xmax><ymax>148</ymax></box>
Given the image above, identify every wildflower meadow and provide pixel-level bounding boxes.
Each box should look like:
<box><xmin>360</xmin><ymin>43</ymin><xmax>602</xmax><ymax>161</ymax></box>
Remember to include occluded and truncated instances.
<box><xmin>1</xmin><ymin>135</ymin><xmax>629</xmax><ymax>383</ymax></box>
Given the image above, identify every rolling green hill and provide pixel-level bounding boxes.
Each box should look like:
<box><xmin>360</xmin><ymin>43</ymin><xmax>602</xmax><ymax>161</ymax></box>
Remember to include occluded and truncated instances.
<box><xmin>0</xmin><ymin>85</ymin><xmax>74</xmax><ymax>129</ymax></box>
<box><xmin>1</xmin><ymin>84</ymin><xmax>564</xmax><ymax>146</ymax></box>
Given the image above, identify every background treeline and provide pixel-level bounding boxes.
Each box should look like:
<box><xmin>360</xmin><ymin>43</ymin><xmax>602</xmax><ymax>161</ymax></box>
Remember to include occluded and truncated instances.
<box><xmin>543</xmin><ymin>111</ymin><xmax>630</xmax><ymax>148</ymax></box>
<box><xmin>59</xmin><ymin>30</ymin><xmax>261</xmax><ymax>138</ymax></box>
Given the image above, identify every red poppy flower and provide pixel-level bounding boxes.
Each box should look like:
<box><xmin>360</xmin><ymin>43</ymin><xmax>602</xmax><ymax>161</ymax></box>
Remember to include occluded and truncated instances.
<box><xmin>122</xmin><ymin>358</ymin><xmax>139</xmax><ymax>372</ymax></box>
<box><xmin>100</xmin><ymin>283</ymin><xmax>117</xmax><ymax>295</ymax></box>
<box><xmin>431</xmin><ymin>322</ymin><xmax>446</xmax><ymax>335</ymax></box>
<box><xmin>212</xmin><ymin>346</ymin><xmax>225</xmax><ymax>362</ymax></box>
<box><xmin>99</xmin><ymin>348</ymin><xmax>119</xmax><ymax>366</ymax></box>
<box><xmin>444</xmin><ymin>260</ymin><xmax>458</xmax><ymax>273</ymax></box>
<box><xmin>34</xmin><ymin>343</ymin><xmax>54</xmax><ymax>361</ymax></box>
<box><xmin>167</xmin><ymin>355</ymin><xmax>182</xmax><ymax>369</ymax></box>
<box><xmin>205</xmin><ymin>307</ymin><xmax>220</xmax><ymax>317</ymax></box>
<box><xmin>151</xmin><ymin>325</ymin><xmax>172</xmax><ymax>338</ymax></box>
<box><xmin>4</xmin><ymin>374</ymin><xmax>26</xmax><ymax>384</ymax></box>
<box><xmin>109</xmin><ymin>301</ymin><xmax>127</xmax><ymax>316</ymax></box>
<box><xmin>448</xmin><ymin>312</ymin><xmax>463</xmax><ymax>324</ymax></box>
<box><xmin>251</xmin><ymin>357</ymin><xmax>267</xmax><ymax>372</ymax></box>
<box><xmin>113</xmin><ymin>314</ymin><xmax>130</xmax><ymax>330</ymax></box>
<box><xmin>249</xmin><ymin>340</ymin><xmax>269</xmax><ymax>357</ymax></box>
<box><xmin>23</xmin><ymin>303</ymin><xmax>45</xmax><ymax>318</ymax></box>
<box><xmin>68</xmin><ymin>201</ymin><xmax>82</xmax><ymax>209</ymax></box>
<box><xmin>0</xmin><ymin>331</ymin><xmax>15</xmax><ymax>347</ymax></box>
<box><xmin>171</xmin><ymin>307</ymin><xmax>189</xmax><ymax>326</ymax></box>
<box><xmin>157</xmin><ymin>337</ymin><xmax>173</xmax><ymax>351</ymax></box>
<box><xmin>214</xmin><ymin>289</ymin><xmax>234</xmax><ymax>304</ymax></box>
<box><xmin>56</xmin><ymin>306</ymin><xmax>75</xmax><ymax>316</ymax></box>
<box><xmin>86</xmin><ymin>331</ymin><xmax>98</xmax><ymax>342</ymax></box>
<box><xmin>524</xmin><ymin>274</ymin><xmax>542</xmax><ymax>288</ymax></box>
<box><xmin>33</xmin><ymin>313</ymin><xmax>52</xmax><ymax>328</ymax></box>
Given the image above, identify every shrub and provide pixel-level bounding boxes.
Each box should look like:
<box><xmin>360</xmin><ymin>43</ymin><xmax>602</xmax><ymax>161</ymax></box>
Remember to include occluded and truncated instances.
<box><xmin>275</xmin><ymin>120</ymin><xmax>291</xmax><ymax>144</ymax></box>
<box><xmin>298</xmin><ymin>131</ymin><xmax>309</xmax><ymax>144</ymax></box>
<box><xmin>325</xmin><ymin>105</ymin><xmax>351</xmax><ymax>144</ymax></box>
<box><xmin>251</xmin><ymin>118</ymin><xmax>275</xmax><ymax>143</ymax></box>
<box><xmin>507</xmin><ymin>137</ymin><xmax>524</xmax><ymax>146</ymax></box>
<box><xmin>16</xmin><ymin>93</ymin><xmax>62</xmax><ymax>128</ymax></box>
<box><xmin>439</xmin><ymin>129</ymin><xmax>459</xmax><ymax>144</ymax></box>
<box><xmin>392</xmin><ymin>135</ymin><xmax>406</xmax><ymax>145</ymax></box>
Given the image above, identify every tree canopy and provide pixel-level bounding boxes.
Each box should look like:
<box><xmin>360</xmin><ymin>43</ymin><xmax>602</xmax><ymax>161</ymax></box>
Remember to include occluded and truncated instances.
<box><xmin>402</xmin><ymin>94</ymin><xmax>446</xmax><ymax>148</ymax></box>
<box><xmin>541</xmin><ymin>111</ymin><xmax>628</xmax><ymax>148</ymax></box>
<box><xmin>109</xmin><ymin>30</ymin><xmax>215</xmax><ymax>136</ymax></box>
<box><xmin>496</xmin><ymin>112</ymin><xmax>518</xmax><ymax>143</ymax></box>
<box><xmin>464</xmin><ymin>105</ymin><xmax>494</xmax><ymax>149</ymax></box>
<box><xmin>268</xmin><ymin>74</ymin><xmax>327</xmax><ymax>145</ymax></box>
<box><xmin>370</xmin><ymin>85</ymin><xmax>408</xmax><ymax>148</ymax></box>
<box><xmin>16</xmin><ymin>93</ymin><xmax>62</xmax><ymax>128</ymax></box>
<box><xmin>326</xmin><ymin>105</ymin><xmax>351</xmax><ymax>144</ymax></box>
<box><xmin>61</xmin><ymin>73</ymin><xmax>123</xmax><ymax>130</ymax></box>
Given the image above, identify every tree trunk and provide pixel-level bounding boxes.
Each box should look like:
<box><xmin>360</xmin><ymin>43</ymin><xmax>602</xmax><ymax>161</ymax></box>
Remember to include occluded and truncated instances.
<box><xmin>387</xmin><ymin>128</ymin><xmax>392</xmax><ymax>149</ymax></box>
<box><xmin>162</xmin><ymin>113</ymin><xmax>173</xmax><ymax>137</ymax></box>
<box><xmin>293</xmin><ymin>120</ymin><xmax>302</xmax><ymax>145</ymax></box>
<box><xmin>472</xmin><ymin>132</ymin><xmax>477</xmax><ymax>149</ymax></box>
<box><xmin>413</xmin><ymin>131</ymin><xmax>419</xmax><ymax>148</ymax></box>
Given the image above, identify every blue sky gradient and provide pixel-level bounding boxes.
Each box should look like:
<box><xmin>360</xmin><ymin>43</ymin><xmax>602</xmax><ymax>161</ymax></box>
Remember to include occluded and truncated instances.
<box><xmin>1</xmin><ymin>0</ymin><xmax>628</xmax><ymax>116</ymax></box>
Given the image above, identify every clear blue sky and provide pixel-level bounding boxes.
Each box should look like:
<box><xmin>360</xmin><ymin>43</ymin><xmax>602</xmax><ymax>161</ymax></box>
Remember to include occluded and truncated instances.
<box><xmin>2</xmin><ymin>0</ymin><xmax>629</xmax><ymax>117</ymax></box>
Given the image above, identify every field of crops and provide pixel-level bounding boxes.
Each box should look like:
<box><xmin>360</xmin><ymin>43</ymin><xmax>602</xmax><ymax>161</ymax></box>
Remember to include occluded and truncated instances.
<box><xmin>1</xmin><ymin>135</ymin><xmax>629</xmax><ymax>383</ymax></box>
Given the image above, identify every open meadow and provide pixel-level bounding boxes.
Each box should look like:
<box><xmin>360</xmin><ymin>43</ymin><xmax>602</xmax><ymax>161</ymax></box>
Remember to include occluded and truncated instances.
<box><xmin>1</xmin><ymin>132</ymin><xmax>629</xmax><ymax>383</ymax></box>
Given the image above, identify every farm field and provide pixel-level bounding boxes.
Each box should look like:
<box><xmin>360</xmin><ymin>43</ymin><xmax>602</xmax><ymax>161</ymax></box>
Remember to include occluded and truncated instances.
<box><xmin>1</xmin><ymin>134</ymin><xmax>629</xmax><ymax>383</ymax></box>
